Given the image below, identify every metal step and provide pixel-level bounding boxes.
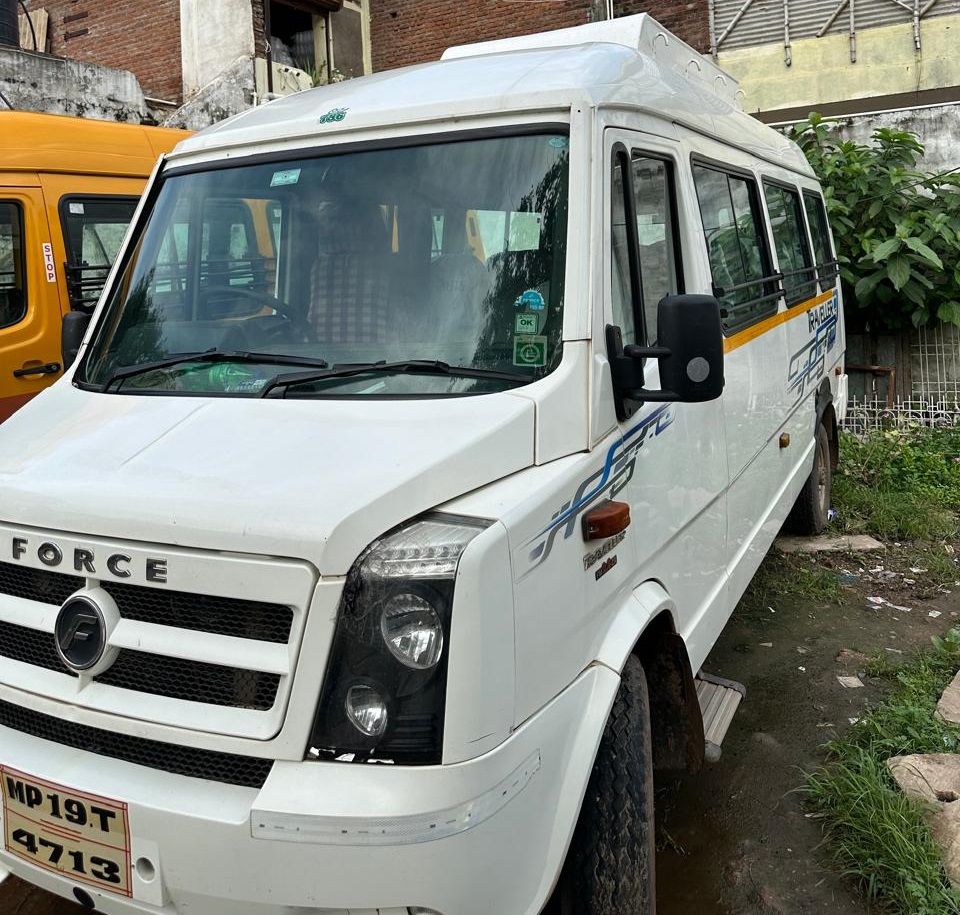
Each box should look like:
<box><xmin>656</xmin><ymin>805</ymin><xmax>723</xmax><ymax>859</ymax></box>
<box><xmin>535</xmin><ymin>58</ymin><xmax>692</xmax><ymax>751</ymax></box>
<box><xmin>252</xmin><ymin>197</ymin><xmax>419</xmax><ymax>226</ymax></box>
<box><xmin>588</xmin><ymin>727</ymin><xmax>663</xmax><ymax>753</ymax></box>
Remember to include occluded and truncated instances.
<box><xmin>696</xmin><ymin>672</ymin><xmax>746</xmax><ymax>763</ymax></box>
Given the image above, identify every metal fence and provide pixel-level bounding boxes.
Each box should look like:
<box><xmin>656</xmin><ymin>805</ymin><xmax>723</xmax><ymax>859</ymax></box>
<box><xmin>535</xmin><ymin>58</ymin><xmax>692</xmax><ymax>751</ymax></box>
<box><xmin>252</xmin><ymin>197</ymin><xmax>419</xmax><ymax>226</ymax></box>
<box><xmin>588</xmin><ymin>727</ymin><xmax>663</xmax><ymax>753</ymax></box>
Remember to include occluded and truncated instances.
<box><xmin>842</xmin><ymin>397</ymin><xmax>960</xmax><ymax>435</ymax></box>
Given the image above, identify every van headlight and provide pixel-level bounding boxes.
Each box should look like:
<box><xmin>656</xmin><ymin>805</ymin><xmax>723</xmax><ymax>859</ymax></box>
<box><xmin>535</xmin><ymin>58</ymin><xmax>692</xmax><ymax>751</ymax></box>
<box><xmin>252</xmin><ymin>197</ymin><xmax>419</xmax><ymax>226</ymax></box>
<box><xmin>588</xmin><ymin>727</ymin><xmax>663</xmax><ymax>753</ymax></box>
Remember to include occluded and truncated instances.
<box><xmin>307</xmin><ymin>515</ymin><xmax>489</xmax><ymax>765</ymax></box>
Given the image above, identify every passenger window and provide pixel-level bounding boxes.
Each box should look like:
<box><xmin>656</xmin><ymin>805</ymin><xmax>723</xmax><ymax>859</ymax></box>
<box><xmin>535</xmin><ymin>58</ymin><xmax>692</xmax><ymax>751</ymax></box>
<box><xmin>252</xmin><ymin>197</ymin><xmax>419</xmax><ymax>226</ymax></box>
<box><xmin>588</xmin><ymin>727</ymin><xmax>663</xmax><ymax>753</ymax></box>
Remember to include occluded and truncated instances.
<box><xmin>763</xmin><ymin>182</ymin><xmax>816</xmax><ymax>306</ymax></box>
<box><xmin>60</xmin><ymin>196</ymin><xmax>139</xmax><ymax>311</ymax></box>
<box><xmin>802</xmin><ymin>191</ymin><xmax>838</xmax><ymax>292</ymax></box>
<box><xmin>611</xmin><ymin>151</ymin><xmax>680</xmax><ymax>344</ymax></box>
<box><xmin>693</xmin><ymin>164</ymin><xmax>776</xmax><ymax>333</ymax></box>
<box><xmin>0</xmin><ymin>202</ymin><xmax>26</xmax><ymax>329</ymax></box>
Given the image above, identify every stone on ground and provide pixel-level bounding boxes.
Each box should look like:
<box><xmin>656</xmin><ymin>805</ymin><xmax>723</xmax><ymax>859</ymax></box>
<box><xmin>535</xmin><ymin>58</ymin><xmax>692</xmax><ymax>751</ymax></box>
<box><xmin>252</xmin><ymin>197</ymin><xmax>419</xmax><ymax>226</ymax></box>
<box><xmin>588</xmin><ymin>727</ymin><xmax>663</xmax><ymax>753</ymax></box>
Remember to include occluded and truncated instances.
<box><xmin>775</xmin><ymin>534</ymin><xmax>884</xmax><ymax>554</ymax></box>
<box><xmin>936</xmin><ymin>671</ymin><xmax>960</xmax><ymax>725</ymax></box>
<box><xmin>887</xmin><ymin>754</ymin><xmax>960</xmax><ymax>887</ymax></box>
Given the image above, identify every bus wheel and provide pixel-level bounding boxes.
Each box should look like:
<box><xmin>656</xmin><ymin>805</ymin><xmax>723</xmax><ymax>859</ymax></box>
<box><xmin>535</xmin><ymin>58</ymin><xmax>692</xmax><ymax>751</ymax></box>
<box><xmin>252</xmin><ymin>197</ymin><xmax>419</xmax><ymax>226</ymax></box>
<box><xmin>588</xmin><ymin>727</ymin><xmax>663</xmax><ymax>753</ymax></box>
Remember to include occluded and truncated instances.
<box><xmin>787</xmin><ymin>422</ymin><xmax>832</xmax><ymax>535</ymax></box>
<box><xmin>555</xmin><ymin>655</ymin><xmax>655</xmax><ymax>915</ymax></box>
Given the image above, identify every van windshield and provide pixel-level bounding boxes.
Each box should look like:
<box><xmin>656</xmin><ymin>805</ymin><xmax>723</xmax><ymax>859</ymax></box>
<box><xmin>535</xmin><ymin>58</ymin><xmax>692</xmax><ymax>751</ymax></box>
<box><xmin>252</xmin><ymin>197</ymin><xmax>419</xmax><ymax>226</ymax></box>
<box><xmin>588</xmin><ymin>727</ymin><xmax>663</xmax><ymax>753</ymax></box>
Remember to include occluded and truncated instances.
<box><xmin>81</xmin><ymin>133</ymin><xmax>570</xmax><ymax>398</ymax></box>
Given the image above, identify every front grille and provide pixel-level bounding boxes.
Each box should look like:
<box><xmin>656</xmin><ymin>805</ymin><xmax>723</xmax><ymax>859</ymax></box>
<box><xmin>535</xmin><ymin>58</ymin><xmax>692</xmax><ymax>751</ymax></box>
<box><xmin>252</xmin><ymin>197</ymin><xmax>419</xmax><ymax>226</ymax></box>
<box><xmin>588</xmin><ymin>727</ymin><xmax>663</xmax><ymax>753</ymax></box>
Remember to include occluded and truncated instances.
<box><xmin>0</xmin><ymin>562</ymin><xmax>294</xmax><ymax>644</ymax></box>
<box><xmin>0</xmin><ymin>620</ymin><xmax>278</xmax><ymax>709</ymax></box>
<box><xmin>97</xmin><ymin>650</ymin><xmax>280</xmax><ymax>710</ymax></box>
<box><xmin>0</xmin><ymin>700</ymin><xmax>273</xmax><ymax>788</ymax></box>
<box><xmin>0</xmin><ymin>562</ymin><xmax>83</xmax><ymax>606</ymax></box>
<box><xmin>101</xmin><ymin>582</ymin><xmax>293</xmax><ymax>643</ymax></box>
<box><xmin>0</xmin><ymin>619</ymin><xmax>72</xmax><ymax>676</ymax></box>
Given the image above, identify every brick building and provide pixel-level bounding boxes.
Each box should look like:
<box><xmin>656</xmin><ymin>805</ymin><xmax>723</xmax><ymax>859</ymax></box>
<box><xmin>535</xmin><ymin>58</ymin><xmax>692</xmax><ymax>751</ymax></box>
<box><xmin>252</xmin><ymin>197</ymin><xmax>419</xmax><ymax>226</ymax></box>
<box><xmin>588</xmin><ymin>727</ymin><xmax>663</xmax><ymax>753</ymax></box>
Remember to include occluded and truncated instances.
<box><xmin>19</xmin><ymin>0</ymin><xmax>371</xmax><ymax>109</ymax></box>
<box><xmin>370</xmin><ymin>0</ymin><xmax>710</xmax><ymax>73</ymax></box>
<box><xmin>21</xmin><ymin>0</ymin><xmax>182</xmax><ymax>102</ymax></box>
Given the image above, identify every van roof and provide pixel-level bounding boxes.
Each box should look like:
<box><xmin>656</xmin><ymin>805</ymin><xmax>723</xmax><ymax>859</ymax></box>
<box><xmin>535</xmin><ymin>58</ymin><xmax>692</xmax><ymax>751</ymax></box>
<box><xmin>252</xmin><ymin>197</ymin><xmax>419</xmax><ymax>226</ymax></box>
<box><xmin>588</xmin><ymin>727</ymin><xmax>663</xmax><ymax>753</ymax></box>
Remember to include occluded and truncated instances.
<box><xmin>171</xmin><ymin>15</ymin><xmax>812</xmax><ymax>178</ymax></box>
<box><xmin>0</xmin><ymin>111</ymin><xmax>190</xmax><ymax>177</ymax></box>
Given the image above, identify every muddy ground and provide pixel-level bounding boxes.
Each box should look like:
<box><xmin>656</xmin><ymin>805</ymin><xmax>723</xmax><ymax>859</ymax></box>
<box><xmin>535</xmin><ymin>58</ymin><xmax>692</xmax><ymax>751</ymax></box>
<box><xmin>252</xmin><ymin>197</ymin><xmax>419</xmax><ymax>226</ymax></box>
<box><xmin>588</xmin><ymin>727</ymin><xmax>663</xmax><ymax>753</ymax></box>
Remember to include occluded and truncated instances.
<box><xmin>3</xmin><ymin>541</ymin><xmax>958</xmax><ymax>915</ymax></box>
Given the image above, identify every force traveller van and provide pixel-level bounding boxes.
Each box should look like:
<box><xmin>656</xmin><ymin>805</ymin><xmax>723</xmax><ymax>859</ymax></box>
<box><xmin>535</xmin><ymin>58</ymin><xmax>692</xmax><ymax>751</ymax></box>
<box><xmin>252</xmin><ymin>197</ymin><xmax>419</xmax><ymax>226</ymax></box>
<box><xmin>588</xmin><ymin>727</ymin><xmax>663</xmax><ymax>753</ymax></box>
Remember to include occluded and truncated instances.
<box><xmin>0</xmin><ymin>16</ymin><xmax>846</xmax><ymax>915</ymax></box>
<box><xmin>0</xmin><ymin>112</ymin><xmax>188</xmax><ymax>422</ymax></box>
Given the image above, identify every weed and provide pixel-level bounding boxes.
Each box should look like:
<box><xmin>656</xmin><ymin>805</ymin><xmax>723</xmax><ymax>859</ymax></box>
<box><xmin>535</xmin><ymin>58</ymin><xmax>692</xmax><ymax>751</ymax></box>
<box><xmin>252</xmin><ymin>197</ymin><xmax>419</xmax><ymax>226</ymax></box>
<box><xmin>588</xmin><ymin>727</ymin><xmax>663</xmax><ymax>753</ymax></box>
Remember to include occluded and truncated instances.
<box><xmin>740</xmin><ymin>552</ymin><xmax>844</xmax><ymax>615</ymax></box>
<box><xmin>804</xmin><ymin>627</ymin><xmax>960</xmax><ymax>914</ymax></box>
<box><xmin>833</xmin><ymin>427</ymin><xmax>960</xmax><ymax>541</ymax></box>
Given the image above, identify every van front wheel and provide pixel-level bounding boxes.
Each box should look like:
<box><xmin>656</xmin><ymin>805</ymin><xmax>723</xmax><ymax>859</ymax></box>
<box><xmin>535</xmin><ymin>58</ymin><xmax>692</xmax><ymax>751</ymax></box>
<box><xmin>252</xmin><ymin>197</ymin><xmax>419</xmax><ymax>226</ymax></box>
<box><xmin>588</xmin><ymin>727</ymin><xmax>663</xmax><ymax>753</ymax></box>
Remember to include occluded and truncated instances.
<box><xmin>787</xmin><ymin>422</ymin><xmax>832</xmax><ymax>535</ymax></box>
<box><xmin>553</xmin><ymin>655</ymin><xmax>655</xmax><ymax>915</ymax></box>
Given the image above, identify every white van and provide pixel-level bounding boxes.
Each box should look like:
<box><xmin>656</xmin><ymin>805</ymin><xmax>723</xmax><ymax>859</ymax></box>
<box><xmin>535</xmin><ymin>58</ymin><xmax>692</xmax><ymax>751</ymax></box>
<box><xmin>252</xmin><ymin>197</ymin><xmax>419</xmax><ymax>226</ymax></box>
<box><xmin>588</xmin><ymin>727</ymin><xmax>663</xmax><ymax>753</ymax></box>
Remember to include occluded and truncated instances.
<box><xmin>0</xmin><ymin>15</ymin><xmax>845</xmax><ymax>915</ymax></box>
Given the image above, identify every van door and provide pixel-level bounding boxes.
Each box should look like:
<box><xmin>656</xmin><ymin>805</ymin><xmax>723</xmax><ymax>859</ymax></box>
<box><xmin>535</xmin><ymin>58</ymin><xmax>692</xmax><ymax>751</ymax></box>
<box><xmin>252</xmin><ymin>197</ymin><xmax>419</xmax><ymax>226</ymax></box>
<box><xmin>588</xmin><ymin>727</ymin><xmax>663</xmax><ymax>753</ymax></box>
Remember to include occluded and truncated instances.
<box><xmin>690</xmin><ymin>159</ymin><xmax>787</xmax><ymax>601</ymax></box>
<box><xmin>604</xmin><ymin>131</ymin><xmax>728</xmax><ymax>665</ymax></box>
<box><xmin>0</xmin><ymin>188</ymin><xmax>63</xmax><ymax>422</ymax></box>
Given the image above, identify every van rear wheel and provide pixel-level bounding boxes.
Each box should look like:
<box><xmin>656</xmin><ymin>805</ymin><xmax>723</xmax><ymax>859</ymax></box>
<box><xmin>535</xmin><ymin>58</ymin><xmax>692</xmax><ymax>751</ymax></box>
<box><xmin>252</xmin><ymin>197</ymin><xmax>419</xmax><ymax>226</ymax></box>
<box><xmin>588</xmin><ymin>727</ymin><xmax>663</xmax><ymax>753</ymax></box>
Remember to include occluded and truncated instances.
<box><xmin>553</xmin><ymin>655</ymin><xmax>655</xmax><ymax>915</ymax></box>
<box><xmin>787</xmin><ymin>422</ymin><xmax>832</xmax><ymax>535</ymax></box>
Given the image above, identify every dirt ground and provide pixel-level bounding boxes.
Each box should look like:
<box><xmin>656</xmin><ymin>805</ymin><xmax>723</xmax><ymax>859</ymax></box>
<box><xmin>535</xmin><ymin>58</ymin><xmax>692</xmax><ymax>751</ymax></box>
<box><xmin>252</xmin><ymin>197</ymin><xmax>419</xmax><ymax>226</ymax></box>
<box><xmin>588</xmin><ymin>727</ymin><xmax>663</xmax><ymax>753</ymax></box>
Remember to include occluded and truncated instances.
<box><xmin>2</xmin><ymin>542</ymin><xmax>958</xmax><ymax>915</ymax></box>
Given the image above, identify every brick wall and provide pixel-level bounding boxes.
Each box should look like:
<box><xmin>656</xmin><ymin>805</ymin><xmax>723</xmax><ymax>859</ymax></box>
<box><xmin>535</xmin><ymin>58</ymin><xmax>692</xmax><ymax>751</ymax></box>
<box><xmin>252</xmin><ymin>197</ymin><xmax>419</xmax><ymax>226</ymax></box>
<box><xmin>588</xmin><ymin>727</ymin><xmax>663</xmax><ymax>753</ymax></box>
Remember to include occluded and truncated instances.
<box><xmin>22</xmin><ymin>0</ymin><xmax>183</xmax><ymax>101</ymax></box>
<box><xmin>371</xmin><ymin>1</ymin><xmax>602</xmax><ymax>73</ymax></box>
<box><xmin>371</xmin><ymin>0</ymin><xmax>711</xmax><ymax>72</ymax></box>
<box><xmin>614</xmin><ymin>0</ymin><xmax>710</xmax><ymax>52</ymax></box>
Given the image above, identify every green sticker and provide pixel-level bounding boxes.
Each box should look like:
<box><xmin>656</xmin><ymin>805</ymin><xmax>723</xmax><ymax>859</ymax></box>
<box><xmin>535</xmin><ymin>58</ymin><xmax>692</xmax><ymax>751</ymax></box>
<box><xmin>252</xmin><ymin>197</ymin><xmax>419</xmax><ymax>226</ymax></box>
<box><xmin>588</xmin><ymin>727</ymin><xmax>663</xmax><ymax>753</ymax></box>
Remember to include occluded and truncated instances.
<box><xmin>270</xmin><ymin>168</ymin><xmax>301</xmax><ymax>187</ymax></box>
<box><xmin>513</xmin><ymin>335</ymin><xmax>547</xmax><ymax>368</ymax></box>
<box><xmin>318</xmin><ymin>107</ymin><xmax>348</xmax><ymax>124</ymax></box>
<box><xmin>515</xmin><ymin>313</ymin><xmax>539</xmax><ymax>335</ymax></box>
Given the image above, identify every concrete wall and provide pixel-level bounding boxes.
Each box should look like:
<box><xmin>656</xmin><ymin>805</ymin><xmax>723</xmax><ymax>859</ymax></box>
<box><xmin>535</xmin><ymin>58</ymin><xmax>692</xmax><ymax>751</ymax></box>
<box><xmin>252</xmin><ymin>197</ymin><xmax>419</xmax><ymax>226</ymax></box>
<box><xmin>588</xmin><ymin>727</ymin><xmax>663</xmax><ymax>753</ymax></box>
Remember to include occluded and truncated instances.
<box><xmin>165</xmin><ymin>54</ymin><xmax>254</xmax><ymax>131</ymax></box>
<box><xmin>180</xmin><ymin>0</ymin><xmax>255</xmax><ymax>99</ymax></box>
<box><xmin>21</xmin><ymin>0</ymin><xmax>182</xmax><ymax>102</ymax></box>
<box><xmin>718</xmin><ymin>14</ymin><xmax>960</xmax><ymax>116</ymax></box>
<box><xmin>0</xmin><ymin>46</ymin><xmax>146</xmax><ymax>121</ymax></box>
<box><xmin>841</xmin><ymin>104</ymin><xmax>960</xmax><ymax>175</ymax></box>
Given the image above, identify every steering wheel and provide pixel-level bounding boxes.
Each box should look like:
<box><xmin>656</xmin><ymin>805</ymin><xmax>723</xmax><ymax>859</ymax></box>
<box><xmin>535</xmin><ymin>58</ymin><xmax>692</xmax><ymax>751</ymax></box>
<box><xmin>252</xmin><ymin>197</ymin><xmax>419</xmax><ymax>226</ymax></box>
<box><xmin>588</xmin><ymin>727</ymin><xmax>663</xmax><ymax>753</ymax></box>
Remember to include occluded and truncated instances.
<box><xmin>198</xmin><ymin>286</ymin><xmax>311</xmax><ymax>340</ymax></box>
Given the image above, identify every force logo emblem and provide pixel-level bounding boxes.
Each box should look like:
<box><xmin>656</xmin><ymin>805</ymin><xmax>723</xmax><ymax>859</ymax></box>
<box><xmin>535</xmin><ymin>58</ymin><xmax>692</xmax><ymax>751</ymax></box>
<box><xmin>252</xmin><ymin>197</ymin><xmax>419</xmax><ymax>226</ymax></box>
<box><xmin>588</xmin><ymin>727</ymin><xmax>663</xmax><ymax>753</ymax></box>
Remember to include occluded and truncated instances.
<box><xmin>54</xmin><ymin>591</ymin><xmax>120</xmax><ymax>675</ymax></box>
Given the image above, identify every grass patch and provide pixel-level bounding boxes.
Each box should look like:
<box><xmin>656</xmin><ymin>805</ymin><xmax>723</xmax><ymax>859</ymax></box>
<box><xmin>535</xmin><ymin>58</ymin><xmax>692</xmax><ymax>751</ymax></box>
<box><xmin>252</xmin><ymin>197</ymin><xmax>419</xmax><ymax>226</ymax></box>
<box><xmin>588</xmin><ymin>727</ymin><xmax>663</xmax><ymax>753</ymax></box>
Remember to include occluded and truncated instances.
<box><xmin>833</xmin><ymin>426</ymin><xmax>960</xmax><ymax>541</ymax></box>
<box><xmin>805</xmin><ymin>628</ymin><xmax>960</xmax><ymax>914</ymax></box>
<box><xmin>740</xmin><ymin>551</ymin><xmax>845</xmax><ymax>614</ymax></box>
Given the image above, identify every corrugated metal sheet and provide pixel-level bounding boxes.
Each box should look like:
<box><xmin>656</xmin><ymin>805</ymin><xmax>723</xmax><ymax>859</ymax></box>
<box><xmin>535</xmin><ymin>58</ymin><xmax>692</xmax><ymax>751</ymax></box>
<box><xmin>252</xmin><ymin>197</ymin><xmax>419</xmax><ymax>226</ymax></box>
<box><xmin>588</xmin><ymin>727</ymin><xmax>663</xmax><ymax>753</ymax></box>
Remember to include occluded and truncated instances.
<box><xmin>713</xmin><ymin>0</ymin><xmax>960</xmax><ymax>52</ymax></box>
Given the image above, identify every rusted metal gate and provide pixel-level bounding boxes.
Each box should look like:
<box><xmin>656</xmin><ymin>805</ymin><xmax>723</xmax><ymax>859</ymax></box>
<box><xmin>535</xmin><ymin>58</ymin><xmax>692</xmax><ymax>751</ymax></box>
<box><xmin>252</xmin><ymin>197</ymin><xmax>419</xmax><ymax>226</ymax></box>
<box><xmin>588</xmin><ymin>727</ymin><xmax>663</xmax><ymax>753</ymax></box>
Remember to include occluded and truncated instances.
<box><xmin>709</xmin><ymin>0</ymin><xmax>960</xmax><ymax>64</ymax></box>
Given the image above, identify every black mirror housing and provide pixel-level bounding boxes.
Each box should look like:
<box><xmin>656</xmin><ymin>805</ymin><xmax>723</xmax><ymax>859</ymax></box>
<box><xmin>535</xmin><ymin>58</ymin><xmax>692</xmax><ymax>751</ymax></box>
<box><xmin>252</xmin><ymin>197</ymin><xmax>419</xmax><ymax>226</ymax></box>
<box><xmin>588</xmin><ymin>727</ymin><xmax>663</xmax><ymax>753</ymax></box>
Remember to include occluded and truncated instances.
<box><xmin>656</xmin><ymin>294</ymin><xmax>724</xmax><ymax>402</ymax></box>
<box><xmin>62</xmin><ymin>311</ymin><xmax>92</xmax><ymax>371</ymax></box>
<box><xmin>607</xmin><ymin>294</ymin><xmax>725</xmax><ymax>421</ymax></box>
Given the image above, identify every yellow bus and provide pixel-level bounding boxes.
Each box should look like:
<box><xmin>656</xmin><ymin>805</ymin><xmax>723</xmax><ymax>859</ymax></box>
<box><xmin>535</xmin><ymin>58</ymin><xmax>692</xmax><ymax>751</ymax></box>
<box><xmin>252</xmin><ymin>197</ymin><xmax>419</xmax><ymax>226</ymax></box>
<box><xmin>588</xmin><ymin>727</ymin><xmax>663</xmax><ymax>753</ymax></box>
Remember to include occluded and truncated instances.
<box><xmin>0</xmin><ymin>112</ymin><xmax>189</xmax><ymax>422</ymax></box>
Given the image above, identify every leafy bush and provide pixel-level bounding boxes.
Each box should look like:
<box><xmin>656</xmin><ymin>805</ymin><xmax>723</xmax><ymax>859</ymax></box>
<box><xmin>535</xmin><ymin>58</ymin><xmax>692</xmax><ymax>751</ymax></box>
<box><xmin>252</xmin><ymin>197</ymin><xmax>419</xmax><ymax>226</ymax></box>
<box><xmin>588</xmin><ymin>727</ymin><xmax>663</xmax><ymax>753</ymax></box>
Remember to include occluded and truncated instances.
<box><xmin>792</xmin><ymin>114</ymin><xmax>960</xmax><ymax>331</ymax></box>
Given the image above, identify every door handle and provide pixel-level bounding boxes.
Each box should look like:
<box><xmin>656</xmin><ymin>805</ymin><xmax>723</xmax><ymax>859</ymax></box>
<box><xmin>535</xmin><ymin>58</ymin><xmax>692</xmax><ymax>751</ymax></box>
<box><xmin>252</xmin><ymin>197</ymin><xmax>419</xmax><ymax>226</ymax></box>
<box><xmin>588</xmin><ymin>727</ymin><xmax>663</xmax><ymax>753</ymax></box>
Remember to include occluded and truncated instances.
<box><xmin>14</xmin><ymin>362</ymin><xmax>61</xmax><ymax>378</ymax></box>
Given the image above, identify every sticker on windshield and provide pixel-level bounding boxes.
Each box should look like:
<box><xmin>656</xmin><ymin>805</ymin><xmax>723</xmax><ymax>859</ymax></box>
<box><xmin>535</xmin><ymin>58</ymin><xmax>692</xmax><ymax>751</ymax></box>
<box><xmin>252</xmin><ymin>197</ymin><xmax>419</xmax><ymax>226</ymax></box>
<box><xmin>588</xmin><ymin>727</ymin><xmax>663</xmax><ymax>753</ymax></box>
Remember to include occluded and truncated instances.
<box><xmin>515</xmin><ymin>313</ymin><xmax>539</xmax><ymax>335</ymax></box>
<box><xmin>270</xmin><ymin>168</ymin><xmax>302</xmax><ymax>188</ymax></box>
<box><xmin>69</xmin><ymin>202</ymin><xmax>85</xmax><ymax>215</ymax></box>
<box><xmin>513</xmin><ymin>335</ymin><xmax>547</xmax><ymax>368</ymax></box>
<box><xmin>549</xmin><ymin>137</ymin><xmax>569</xmax><ymax>150</ymax></box>
<box><xmin>514</xmin><ymin>289</ymin><xmax>545</xmax><ymax>311</ymax></box>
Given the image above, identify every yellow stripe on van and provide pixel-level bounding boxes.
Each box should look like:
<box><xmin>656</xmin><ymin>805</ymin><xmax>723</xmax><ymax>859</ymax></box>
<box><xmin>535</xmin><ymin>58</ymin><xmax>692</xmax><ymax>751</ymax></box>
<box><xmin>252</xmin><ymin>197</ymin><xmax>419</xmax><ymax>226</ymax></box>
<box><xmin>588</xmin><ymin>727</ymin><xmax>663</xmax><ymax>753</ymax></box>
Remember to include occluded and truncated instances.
<box><xmin>723</xmin><ymin>289</ymin><xmax>835</xmax><ymax>355</ymax></box>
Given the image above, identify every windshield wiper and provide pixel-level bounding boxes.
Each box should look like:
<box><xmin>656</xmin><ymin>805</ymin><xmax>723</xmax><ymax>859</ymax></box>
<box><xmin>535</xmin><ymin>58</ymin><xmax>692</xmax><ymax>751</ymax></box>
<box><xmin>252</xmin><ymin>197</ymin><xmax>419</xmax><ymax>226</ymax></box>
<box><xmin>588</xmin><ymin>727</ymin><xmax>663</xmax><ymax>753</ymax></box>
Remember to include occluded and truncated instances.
<box><xmin>259</xmin><ymin>360</ymin><xmax>530</xmax><ymax>398</ymax></box>
<box><xmin>103</xmin><ymin>349</ymin><xmax>329</xmax><ymax>392</ymax></box>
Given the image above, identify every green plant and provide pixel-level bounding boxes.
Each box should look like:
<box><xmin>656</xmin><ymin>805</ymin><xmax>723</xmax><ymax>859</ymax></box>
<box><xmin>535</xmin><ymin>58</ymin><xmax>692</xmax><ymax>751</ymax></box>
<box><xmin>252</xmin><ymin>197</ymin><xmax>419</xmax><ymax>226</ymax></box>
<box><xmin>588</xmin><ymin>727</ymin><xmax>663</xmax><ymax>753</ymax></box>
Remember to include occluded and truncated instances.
<box><xmin>804</xmin><ymin>628</ymin><xmax>960</xmax><ymax>914</ymax></box>
<box><xmin>792</xmin><ymin>114</ymin><xmax>960</xmax><ymax>331</ymax></box>
<box><xmin>832</xmin><ymin>427</ymin><xmax>960</xmax><ymax>539</ymax></box>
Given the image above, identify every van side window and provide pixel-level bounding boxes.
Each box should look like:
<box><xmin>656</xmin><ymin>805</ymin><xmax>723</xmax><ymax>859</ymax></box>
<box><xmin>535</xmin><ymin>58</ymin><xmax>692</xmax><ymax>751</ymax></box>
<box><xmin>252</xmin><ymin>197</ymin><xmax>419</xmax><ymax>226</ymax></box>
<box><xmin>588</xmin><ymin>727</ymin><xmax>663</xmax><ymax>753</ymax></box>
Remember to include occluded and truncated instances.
<box><xmin>763</xmin><ymin>181</ymin><xmax>816</xmax><ymax>307</ymax></box>
<box><xmin>60</xmin><ymin>197</ymin><xmax>139</xmax><ymax>311</ymax></box>
<box><xmin>611</xmin><ymin>152</ymin><xmax>680</xmax><ymax>344</ymax></box>
<box><xmin>802</xmin><ymin>191</ymin><xmax>838</xmax><ymax>292</ymax></box>
<box><xmin>0</xmin><ymin>202</ymin><xmax>26</xmax><ymax>329</ymax></box>
<box><xmin>693</xmin><ymin>164</ymin><xmax>776</xmax><ymax>333</ymax></box>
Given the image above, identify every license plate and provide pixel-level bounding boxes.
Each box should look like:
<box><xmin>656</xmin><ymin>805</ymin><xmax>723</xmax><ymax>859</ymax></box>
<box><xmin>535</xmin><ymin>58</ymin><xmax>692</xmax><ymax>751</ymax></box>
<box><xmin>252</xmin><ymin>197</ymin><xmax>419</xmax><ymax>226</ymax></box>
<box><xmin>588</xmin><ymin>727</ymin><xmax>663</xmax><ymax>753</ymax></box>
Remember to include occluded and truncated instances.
<box><xmin>1</xmin><ymin>766</ymin><xmax>131</xmax><ymax>897</ymax></box>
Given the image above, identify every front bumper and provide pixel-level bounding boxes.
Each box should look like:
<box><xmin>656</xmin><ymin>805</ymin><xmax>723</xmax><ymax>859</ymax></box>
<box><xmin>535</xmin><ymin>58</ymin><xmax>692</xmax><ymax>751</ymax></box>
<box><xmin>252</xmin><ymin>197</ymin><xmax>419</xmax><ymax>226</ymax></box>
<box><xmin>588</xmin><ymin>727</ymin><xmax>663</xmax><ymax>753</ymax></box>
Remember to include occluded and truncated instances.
<box><xmin>0</xmin><ymin>665</ymin><xmax>618</xmax><ymax>915</ymax></box>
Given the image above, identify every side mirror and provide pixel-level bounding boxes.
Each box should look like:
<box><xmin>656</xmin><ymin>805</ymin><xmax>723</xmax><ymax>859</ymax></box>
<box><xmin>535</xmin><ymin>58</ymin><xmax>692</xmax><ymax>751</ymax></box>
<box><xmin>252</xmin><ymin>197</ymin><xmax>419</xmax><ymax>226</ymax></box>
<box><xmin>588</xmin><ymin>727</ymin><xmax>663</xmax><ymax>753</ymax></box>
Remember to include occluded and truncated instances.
<box><xmin>607</xmin><ymin>294</ymin><xmax>725</xmax><ymax>422</ymax></box>
<box><xmin>62</xmin><ymin>311</ymin><xmax>93</xmax><ymax>371</ymax></box>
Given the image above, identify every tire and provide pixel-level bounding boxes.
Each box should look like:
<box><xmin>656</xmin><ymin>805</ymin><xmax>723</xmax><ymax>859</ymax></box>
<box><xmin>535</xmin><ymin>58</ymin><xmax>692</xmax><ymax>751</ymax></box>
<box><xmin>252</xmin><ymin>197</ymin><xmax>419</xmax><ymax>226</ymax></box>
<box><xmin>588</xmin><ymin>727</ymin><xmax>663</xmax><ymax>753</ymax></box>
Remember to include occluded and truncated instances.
<box><xmin>553</xmin><ymin>655</ymin><xmax>655</xmax><ymax>915</ymax></box>
<box><xmin>786</xmin><ymin>421</ymin><xmax>832</xmax><ymax>535</ymax></box>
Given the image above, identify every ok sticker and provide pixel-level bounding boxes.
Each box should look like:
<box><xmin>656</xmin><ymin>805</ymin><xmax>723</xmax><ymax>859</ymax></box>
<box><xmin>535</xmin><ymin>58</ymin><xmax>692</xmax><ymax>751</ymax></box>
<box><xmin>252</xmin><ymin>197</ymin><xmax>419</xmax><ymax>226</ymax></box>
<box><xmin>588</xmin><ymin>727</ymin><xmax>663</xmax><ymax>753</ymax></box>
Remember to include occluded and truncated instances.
<box><xmin>513</xmin><ymin>335</ymin><xmax>547</xmax><ymax>368</ymax></box>
<box><xmin>515</xmin><ymin>313</ymin><xmax>539</xmax><ymax>334</ymax></box>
